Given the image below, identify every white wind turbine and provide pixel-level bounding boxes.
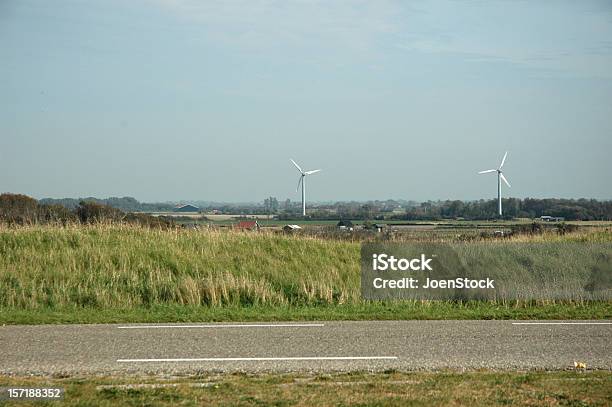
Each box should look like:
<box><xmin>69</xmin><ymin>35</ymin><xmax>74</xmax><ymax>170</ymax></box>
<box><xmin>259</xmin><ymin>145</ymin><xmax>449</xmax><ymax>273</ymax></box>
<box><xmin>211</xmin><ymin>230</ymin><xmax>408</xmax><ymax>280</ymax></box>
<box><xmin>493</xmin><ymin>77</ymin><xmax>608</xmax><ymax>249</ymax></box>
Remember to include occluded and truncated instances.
<box><xmin>478</xmin><ymin>151</ymin><xmax>511</xmax><ymax>217</ymax></box>
<box><xmin>290</xmin><ymin>159</ymin><xmax>321</xmax><ymax>216</ymax></box>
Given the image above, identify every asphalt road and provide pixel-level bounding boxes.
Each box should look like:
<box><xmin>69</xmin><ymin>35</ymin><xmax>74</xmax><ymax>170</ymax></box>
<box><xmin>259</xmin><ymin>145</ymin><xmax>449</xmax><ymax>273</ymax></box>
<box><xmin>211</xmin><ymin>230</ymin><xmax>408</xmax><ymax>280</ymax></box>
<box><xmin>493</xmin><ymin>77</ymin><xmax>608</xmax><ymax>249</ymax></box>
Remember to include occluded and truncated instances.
<box><xmin>1</xmin><ymin>321</ymin><xmax>610</xmax><ymax>375</ymax></box>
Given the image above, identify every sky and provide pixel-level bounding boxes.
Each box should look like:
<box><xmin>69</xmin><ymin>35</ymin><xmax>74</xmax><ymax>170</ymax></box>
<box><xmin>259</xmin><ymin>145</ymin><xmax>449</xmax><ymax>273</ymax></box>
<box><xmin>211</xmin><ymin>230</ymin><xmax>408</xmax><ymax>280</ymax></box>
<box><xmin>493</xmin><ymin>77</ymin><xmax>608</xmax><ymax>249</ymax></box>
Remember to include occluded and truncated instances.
<box><xmin>1</xmin><ymin>0</ymin><xmax>611</xmax><ymax>203</ymax></box>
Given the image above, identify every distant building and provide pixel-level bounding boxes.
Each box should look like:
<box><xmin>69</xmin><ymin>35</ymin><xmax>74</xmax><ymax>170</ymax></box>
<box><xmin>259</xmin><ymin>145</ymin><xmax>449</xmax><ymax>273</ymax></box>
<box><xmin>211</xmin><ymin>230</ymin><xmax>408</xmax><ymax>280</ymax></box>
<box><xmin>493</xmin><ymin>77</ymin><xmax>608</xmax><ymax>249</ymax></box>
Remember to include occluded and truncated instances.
<box><xmin>235</xmin><ymin>220</ymin><xmax>260</xmax><ymax>231</ymax></box>
<box><xmin>337</xmin><ymin>220</ymin><xmax>354</xmax><ymax>231</ymax></box>
<box><xmin>540</xmin><ymin>215</ymin><xmax>565</xmax><ymax>222</ymax></box>
<box><xmin>283</xmin><ymin>224</ymin><xmax>302</xmax><ymax>233</ymax></box>
<box><xmin>373</xmin><ymin>223</ymin><xmax>386</xmax><ymax>233</ymax></box>
<box><xmin>174</xmin><ymin>204</ymin><xmax>200</xmax><ymax>213</ymax></box>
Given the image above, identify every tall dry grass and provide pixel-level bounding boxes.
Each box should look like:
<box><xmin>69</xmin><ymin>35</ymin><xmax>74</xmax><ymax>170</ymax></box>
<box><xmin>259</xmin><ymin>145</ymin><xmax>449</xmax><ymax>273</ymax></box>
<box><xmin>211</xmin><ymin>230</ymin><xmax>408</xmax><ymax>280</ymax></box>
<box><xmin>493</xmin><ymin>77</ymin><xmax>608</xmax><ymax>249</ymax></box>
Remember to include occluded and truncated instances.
<box><xmin>0</xmin><ymin>224</ymin><xmax>609</xmax><ymax>309</ymax></box>
<box><xmin>0</xmin><ymin>224</ymin><xmax>358</xmax><ymax>309</ymax></box>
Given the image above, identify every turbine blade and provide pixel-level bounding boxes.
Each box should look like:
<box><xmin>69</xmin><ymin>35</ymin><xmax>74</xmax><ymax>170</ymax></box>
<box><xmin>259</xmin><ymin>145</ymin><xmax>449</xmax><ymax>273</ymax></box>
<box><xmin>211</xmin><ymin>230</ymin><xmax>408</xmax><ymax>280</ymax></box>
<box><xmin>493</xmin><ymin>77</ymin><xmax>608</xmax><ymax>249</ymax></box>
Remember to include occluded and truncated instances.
<box><xmin>296</xmin><ymin>176</ymin><xmax>303</xmax><ymax>192</ymax></box>
<box><xmin>290</xmin><ymin>159</ymin><xmax>303</xmax><ymax>173</ymax></box>
<box><xmin>478</xmin><ymin>169</ymin><xmax>497</xmax><ymax>174</ymax></box>
<box><xmin>500</xmin><ymin>173</ymin><xmax>511</xmax><ymax>188</ymax></box>
<box><xmin>305</xmin><ymin>169</ymin><xmax>321</xmax><ymax>175</ymax></box>
<box><xmin>499</xmin><ymin>151</ymin><xmax>508</xmax><ymax>169</ymax></box>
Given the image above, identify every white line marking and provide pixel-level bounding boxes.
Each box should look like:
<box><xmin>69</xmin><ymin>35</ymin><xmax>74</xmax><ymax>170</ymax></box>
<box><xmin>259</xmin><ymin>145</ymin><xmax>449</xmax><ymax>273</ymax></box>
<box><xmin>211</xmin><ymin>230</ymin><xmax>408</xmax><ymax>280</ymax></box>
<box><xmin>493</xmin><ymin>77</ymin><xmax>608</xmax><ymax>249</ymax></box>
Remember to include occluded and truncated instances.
<box><xmin>117</xmin><ymin>356</ymin><xmax>398</xmax><ymax>363</ymax></box>
<box><xmin>512</xmin><ymin>322</ymin><xmax>612</xmax><ymax>325</ymax></box>
<box><xmin>117</xmin><ymin>324</ymin><xmax>325</xmax><ymax>329</ymax></box>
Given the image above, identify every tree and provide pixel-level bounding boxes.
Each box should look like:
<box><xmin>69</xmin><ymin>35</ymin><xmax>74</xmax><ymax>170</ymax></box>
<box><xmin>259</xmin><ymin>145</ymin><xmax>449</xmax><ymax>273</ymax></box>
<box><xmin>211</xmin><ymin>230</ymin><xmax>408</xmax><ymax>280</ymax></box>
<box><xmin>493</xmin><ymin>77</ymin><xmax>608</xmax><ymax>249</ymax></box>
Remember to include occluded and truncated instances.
<box><xmin>263</xmin><ymin>197</ymin><xmax>279</xmax><ymax>218</ymax></box>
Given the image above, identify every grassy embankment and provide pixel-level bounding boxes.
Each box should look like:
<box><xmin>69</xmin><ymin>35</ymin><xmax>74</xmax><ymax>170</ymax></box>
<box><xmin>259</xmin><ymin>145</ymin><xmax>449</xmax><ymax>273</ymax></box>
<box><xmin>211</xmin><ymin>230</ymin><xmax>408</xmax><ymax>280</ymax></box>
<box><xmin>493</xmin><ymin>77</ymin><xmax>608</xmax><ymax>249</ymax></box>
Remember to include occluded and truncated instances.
<box><xmin>0</xmin><ymin>225</ymin><xmax>610</xmax><ymax>324</ymax></box>
<box><xmin>1</xmin><ymin>371</ymin><xmax>610</xmax><ymax>406</ymax></box>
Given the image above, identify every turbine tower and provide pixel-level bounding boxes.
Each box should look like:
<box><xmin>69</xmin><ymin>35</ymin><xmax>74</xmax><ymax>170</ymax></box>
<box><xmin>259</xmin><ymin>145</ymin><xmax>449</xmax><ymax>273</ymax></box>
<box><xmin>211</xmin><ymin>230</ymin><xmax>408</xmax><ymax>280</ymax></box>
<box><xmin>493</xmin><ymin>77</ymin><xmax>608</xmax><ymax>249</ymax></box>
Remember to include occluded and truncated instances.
<box><xmin>478</xmin><ymin>151</ymin><xmax>511</xmax><ymax>217</ymax></box>
<box><xmin>290</xmin><ymin>159</ymin><xmax>321</xmax><ymax>217</ymax></box>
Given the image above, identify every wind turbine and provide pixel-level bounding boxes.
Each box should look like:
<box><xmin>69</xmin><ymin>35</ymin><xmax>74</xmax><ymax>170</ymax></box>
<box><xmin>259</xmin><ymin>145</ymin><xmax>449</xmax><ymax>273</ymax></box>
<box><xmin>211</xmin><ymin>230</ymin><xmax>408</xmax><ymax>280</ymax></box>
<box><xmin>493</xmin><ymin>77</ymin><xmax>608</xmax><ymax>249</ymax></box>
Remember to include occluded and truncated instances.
<box><xmin>478</xmin><ymin>151</ymin><xmax>511</xmax><ymax>217</ymax></box>
<box><xmin>290</xmin><ymin>159</ymin><xmax>321</xmax><ymax>216</ymax></box>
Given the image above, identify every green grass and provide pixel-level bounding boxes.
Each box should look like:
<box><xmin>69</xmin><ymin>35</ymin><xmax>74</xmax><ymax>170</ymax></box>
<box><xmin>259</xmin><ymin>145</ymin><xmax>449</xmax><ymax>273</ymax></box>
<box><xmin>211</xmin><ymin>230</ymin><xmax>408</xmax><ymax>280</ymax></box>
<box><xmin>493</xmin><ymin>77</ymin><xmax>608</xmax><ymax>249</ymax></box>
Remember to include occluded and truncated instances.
<box><xmin>1</xmin><ymin>371</ymin><xmax>610</xmax><ymax>406</ymax></box>
<box><xmin>0</xmin><ymin>225</ymin><xmax>610</xmax><ymax>324</ymax></box>
<box><xmin>1</xmin><ymin>302</ymin><xmax>610</xmax><ymax>325</ymax></box>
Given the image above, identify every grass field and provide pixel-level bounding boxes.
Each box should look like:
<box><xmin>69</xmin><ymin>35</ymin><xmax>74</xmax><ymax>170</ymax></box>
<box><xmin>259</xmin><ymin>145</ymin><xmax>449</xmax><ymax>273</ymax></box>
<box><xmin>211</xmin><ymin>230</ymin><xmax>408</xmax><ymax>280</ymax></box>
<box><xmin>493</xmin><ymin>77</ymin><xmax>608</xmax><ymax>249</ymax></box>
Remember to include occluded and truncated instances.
<box><xmin>0</xmin><ymin>225</ymin><xmax>610</xmax><ymax>324</ymax></box>
<box><xmin>1</xmin><ymin>371</ymin><xmax>609</xmax><ymax>406</ymax></box>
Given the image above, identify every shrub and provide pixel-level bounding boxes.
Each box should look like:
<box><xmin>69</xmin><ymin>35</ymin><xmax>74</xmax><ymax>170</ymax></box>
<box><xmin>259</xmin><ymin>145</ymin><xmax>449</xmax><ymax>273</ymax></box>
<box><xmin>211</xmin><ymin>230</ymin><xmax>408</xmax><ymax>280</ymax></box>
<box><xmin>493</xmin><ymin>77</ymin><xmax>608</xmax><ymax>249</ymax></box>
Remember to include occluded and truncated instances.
<box><xmin>557</xmin><ymin>222</ymin><xmax>579</xmax><ymax>235</ymax></box>
<box><xmin>38</xmin><ymin>204</ymin><xmax>78</xmax><ymax>225</ymax></box>
<box><xmin>511</xmin><ymin>222</ymin><xmax>544</xmax><ymax>236</ymax></box>
<box><xmin>75</xmin><ymin>201</ymin><xmax>124</xmax><ymax>224</ymax></box>
<box><xmin>0</xmin><ymin>193</ymin><xmax>40</xmax><ymax>224</ymax></box>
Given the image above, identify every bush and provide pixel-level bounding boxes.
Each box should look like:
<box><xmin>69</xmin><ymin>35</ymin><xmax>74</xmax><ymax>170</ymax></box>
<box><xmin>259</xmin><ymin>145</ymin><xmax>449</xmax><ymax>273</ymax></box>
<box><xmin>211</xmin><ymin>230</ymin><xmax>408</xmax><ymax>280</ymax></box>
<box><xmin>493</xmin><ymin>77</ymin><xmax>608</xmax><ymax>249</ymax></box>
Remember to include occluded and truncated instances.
<box><xmin>38</xmin><ymin>204</ymin><xmax>77</xmax><ymax>225</ymax></box>
<box><xmin>0</xmin><ymin>193</ymin><xmax>40</xmax><ymax>224</ymax></box>
<box><xmin>511</xmin><ymin>222</ymin><xmax>544</xmax><ymax>236</ymax></box>
<box><xmin>75</xmin><ymin>201</ymin><xmax>124</xmax><ymax>224</ymax></box>
<box><xmin>556</xmin><ymin>222</ymin><xmax>579</xmax><ymax>235</ymax></box>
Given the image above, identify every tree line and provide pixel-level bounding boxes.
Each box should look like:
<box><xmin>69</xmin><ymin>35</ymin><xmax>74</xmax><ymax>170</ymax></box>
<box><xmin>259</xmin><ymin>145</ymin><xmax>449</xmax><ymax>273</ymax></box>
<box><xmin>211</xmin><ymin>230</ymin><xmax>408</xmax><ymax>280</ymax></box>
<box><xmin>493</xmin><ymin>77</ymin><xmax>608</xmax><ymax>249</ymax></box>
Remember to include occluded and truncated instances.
<box><xmin>277</xmin><ymin>198</ymin><xmax>612</xmax><ymax>221</ymax></box>
<box><xmin>274</xmin><ymin>198</ymin><xmax>611</xmax><ymax>221</ymax></box>
<box><xmin>3</xmin><ymin>193</ymin><xmax>611</xmax><ymax>222</ymax></box>
<box><xmin>393</xmin><ymin>198</ymin><xmax>612</xmax><ymax>221</ymax></box>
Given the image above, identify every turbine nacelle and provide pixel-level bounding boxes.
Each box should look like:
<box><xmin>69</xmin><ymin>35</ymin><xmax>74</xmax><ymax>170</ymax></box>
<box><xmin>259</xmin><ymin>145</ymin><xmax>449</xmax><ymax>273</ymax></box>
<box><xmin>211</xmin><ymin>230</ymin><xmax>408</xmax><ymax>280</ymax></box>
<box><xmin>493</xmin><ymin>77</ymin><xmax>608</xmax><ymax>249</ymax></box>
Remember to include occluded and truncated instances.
<box><xmin>478</xmin><ymin>151</ymin><xmax>511</xmax><ymax>188</ymax></box>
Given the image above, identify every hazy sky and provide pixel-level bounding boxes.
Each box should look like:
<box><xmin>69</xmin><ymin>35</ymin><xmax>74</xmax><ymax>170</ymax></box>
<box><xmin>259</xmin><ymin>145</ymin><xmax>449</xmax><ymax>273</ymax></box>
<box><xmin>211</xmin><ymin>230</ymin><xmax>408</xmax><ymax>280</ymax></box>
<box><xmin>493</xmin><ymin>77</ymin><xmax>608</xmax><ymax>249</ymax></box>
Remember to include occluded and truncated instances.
<box><xmin>1</xmin><ymin>0</ymin><xmax>611</xmax><ymax>202</ymax></box>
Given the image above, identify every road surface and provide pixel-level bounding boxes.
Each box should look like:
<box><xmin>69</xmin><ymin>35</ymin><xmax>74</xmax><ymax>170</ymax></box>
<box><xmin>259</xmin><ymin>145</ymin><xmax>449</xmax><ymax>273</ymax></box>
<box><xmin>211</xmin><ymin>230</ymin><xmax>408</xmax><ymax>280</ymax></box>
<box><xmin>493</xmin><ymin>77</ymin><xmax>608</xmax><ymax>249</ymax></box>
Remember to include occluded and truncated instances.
<box><xmin>1</xmin><ymin>321</ymin><xmax>610</xmax><ymax>375</ymax></box>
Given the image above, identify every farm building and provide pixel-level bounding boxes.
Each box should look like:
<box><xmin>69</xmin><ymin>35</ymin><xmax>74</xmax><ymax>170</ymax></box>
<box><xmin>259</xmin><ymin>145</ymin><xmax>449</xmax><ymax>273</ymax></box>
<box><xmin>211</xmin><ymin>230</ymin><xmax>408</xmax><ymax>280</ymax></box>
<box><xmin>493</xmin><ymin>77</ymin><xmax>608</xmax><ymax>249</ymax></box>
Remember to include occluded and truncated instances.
<box><xmin>283</xmin><ymin>224</ymin><xmax>302</xmax><ymax>233</ymax></box>
<box><xmin>373</xmin><ymin>223</ymin><xmax>386</xmax><ymax>232</ymax></box>
<box><xmin>337</xmin><ymin>220</ymin><xmax>354</xmax><ymax>230</ymax></box>
<box><xmin>363</xmin><ymin>223</ymin><xmax>386</xmax><ymax>232</ymax></box>
<box><xmin>174</xmin><ymin>204</ymin><xmax>199</xmax><ymax>213</ymax></box>
<box><xmin>234</xmin><ymin>220</ymin><xmax>260</xmax><ymax>231</ymax></box>
<box><xmin>540</xmin><ymin>215</ymin><xmax>565</xmax><ymax>222</ymax></box>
